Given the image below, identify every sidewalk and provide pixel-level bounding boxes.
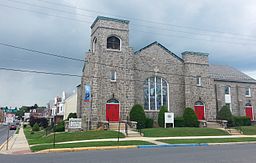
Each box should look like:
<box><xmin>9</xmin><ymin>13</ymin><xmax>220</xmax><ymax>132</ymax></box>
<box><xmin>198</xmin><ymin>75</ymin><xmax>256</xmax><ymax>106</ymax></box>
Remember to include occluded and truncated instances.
<box><xmin>0</xmin><ymin>127</ymin><xmax>31</xmax><ymax>155</ymax></box>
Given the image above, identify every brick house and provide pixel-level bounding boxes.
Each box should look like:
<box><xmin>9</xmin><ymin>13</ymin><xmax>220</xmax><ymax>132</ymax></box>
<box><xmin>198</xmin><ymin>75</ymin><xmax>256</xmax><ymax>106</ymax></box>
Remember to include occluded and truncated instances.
<box><xmin>77</xmin><ymin>16</ymin><xmax>256</xmax><ymax>129</ymax></box>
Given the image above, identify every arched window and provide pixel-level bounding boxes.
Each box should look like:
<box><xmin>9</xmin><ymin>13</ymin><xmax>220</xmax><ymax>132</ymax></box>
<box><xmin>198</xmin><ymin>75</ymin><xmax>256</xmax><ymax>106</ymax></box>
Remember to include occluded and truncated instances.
<box><xmin>144</xmin><ymin>76</ymin><xmax>169</xmax><ymax>111</ymax></box>
<box><xmin>195</xmin><ymin>101</ymin><xmax>204</xmax><ymax>106</ymax></box>
<box><xmin>92</xmin><ymin>37</ymin><xmax>97</xmax><ymax>52</ymax></box>
<box><xmin>107</xmin><ymin>36</ymin><xmax>120</xmax><ymax>50</ymax></box>
<box><xmin>245</xmin><ymin>102</ymin><xmax>252</xmax><ymax>107</ymax></box>
<box><xmin>224</xmin><ymin>86</ymin><xmax>231</xmax><ymax>95</ymax></box>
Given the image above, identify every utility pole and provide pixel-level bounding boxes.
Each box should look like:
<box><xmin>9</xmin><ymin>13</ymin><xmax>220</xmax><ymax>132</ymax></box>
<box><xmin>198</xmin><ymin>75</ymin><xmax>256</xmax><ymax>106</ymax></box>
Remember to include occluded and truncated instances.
<box><xmin>6</xmin><ymin>125</ymin><xmax>9</xmax><ymax>150</ymax></box>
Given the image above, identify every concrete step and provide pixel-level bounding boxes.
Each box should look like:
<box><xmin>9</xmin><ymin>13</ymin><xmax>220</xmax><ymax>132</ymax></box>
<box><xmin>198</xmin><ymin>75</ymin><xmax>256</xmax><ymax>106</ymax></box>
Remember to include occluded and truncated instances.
<box><xmin>118</xmin><ymin>129</ymin><xmax>142</xmax><ymax>137</ymax></box>
<box><xmin>226</xmin><ymin>129</ymin><xmax>242</xmax><ymax>135</ymax></box>
<box><xmin>109</xmin><ymin>123</ymin><xmax>126</xmax><ymax>130</ymax></box>
<box><xmin>206</xmin><ymin>122</ymin><xmax>222</xmax><ymax>129</ymax></box>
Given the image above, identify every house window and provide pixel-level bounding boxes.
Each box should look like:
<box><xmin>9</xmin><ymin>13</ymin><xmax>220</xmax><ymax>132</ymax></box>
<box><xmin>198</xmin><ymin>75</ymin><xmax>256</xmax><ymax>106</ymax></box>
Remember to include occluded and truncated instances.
<box><xmin>245</xmin><ymin>87</ymin><xmax>251</xmax><ymax>97</ymax></box>
<box><xmin>225</xmin><ymin>86</ymin><xmax>230</xmax><ymax>95</ymax></box>
<box><xmin>144</xmin><ymin>76</ymin><xmax>169</xmax><ymax>111</ymax></box>
<box><xmin>110</xmin><ymin>71</ymin><xmax>116</xmax><ymax>82</ymax></box>
<box><xmin>107</xmin><ymin>36</ymin><xmax>120</xmax><ymax>50</ymax></box>
<box><xmin>196</xmin><ymin>76</ymin><xmax>202</xmax><ymax>86</ymax></box>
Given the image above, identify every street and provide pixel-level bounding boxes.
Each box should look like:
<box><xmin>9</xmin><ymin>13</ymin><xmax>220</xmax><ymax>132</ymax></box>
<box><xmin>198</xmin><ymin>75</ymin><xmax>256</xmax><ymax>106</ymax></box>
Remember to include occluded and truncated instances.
<box><xmin>1</xmin><ymin>144</ymin><xmax>256</xmax><ymax>163</ymax></box>
<box><xmin>0</xmin><ymin>125</ymin><xmax>15</xmax><ymax>146</ymax></box>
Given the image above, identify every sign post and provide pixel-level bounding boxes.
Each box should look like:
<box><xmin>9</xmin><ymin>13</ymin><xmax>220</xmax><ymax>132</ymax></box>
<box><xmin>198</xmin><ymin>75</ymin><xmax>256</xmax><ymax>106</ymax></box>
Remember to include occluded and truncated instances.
<box><xmin>164</xmin><ymin>112</ymin><xmax>174</xmax><ymax>128</ymax></box>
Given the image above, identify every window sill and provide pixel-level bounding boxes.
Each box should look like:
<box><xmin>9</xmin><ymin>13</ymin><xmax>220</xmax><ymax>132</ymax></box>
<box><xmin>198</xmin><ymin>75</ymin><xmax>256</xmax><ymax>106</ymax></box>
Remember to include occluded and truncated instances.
<box><xmin>106</xmin><ymin>49</ymin><xmax>122</xmax><ymax>53</ymax></box>
<box><xmin>110</xmin><ymin>80</ymin><xmax>117</xmax><ymax>83</ymax></box>
<box><xmin>245</xmin><ymin>95</ymin><xmax>252</xmax><ymax>98</ymax></box>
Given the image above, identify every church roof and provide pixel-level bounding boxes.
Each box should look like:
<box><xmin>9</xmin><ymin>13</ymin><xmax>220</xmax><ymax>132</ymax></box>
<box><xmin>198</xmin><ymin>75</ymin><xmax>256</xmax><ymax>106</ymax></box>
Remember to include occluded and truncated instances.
<box><xmin>134</xmin><ymin>41</ymin><xmax>183</xmax><ymax>62</ymax></box>
<box><xmin>209</xmin><ymin>64</ymin><xmax>256</xmax><ymax>83</ymax></box>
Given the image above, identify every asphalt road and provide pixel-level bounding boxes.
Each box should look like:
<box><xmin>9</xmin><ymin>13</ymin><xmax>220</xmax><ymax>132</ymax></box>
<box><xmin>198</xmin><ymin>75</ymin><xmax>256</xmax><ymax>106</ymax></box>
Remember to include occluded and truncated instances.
<box><xmin>1</xmin><ymin>144</ymin><xmax>256</xmax><ymax>163</ymax></box>
<box><xmin>0</xmin><ymin>125</ymin><xmax>15</xmax><ymax>145</ymax></box>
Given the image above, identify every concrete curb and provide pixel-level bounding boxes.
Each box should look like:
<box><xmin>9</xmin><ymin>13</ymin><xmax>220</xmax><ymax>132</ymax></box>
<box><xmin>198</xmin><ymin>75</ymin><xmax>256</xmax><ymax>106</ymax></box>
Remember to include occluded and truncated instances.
<box><xmin>138</xmin><ymin>143</ymin><xmax>209</xmax><ymax>149</ymax></box>
<box><xmin>36</xmin><ymin>145</ymin><xmax>137</xmax><ymax>154</ymax></box>
<box><xmin>0</xmin><ymin>135</ymin><xmax>14</xmax><ymax>151</ymax></box>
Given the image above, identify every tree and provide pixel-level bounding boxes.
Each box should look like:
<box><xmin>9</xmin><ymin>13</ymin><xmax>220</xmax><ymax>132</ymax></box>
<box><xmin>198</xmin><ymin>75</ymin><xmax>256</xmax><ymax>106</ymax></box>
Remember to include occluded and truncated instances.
<box><xmin>67</xmin><ymin>113</ymin><xmax>77</xmax><ymax>120</ymax></box>
<box><xmin>183</xmin><ymin>107</ymin><xmax>199</xmax><ymax>127</ymax></box>
<box><xmin>130</xmin><ymin>104</ymin><xmax>146</xmax><ymax>129</ymax></box>
<box><xmin>158</xmin><ymin>106</ymin><xmax>168</xmax><ymax>127</ymax></box>
<box><xmin>217</xmin><ymin>105</ymin><xmax>234</xmax><ymax>127</ymax></box>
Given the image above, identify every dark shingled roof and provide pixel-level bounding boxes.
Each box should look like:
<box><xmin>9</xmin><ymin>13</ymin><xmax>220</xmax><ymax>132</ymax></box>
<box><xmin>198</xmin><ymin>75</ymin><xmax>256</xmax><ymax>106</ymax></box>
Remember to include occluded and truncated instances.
<box><xmin>209</xmin><ymin>64</ymin><xmax>256</xmax><ymax>83</ymax></box>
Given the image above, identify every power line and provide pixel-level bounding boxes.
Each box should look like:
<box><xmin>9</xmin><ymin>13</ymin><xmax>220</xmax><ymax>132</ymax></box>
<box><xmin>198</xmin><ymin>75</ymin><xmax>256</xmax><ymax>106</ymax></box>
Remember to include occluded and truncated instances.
<box><xmin>0</xmin><ymin>66</ymin><xmax>255</xmax><ymax>90</ymax></box>
<box><xmin>34</xmin><ymin>0</ymin><xmax>256</xmax><ymax>40</ymax></box>
<box><xmin>0</xmin><ymin>67</ymin><xmax>81</xmax><ymax>77</ymax></box>
<box><xmin>0</xmin><ymin>42</ymin><xmax>84</xmax><ymax>62</ymax></box>
<box><xmin>0</xmin><ymin>3</ymin><xmax>91</xmax><ymax>23</ymax></box>
<box><xmin>2</xmin><ymin>2</ymin><xmax>256</xmax><ymax>46</ymax></box>
<box><xmin>0</xmin><ymin>41</ymin><xmax>211</xmax><ymax>79</ymax></box>
<box><xmin>6</xmin><ymin>0</ymin><xmax>256</xmax><ymax>43</ymax></box>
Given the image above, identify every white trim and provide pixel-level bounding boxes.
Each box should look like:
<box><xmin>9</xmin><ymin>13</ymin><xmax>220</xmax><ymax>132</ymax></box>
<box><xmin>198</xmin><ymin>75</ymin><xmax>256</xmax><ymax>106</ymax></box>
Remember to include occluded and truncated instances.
<box><xmin>245</xmin><ymin>87</ymin><xmax>251</xmax><ymax>97</ymax></box>
<box><xmin>106</xmin><ymin>35</ymin><xmax>122</xmax><ymax>51</ymax></box>
<box><xmin>110</xmin><ymin>71</ymin><xmax>116</xmax><ymax>82</ymax></box>
<box><xmin>196</xmin><ymin>76</ymin><xmax>202</xmax><ymax>86</ymax></box>
<box><xmin>167</xmin><ymin>82</ymin><xmax>170</xmax><ymax>111</ymax></box>
<box><xmin>148</xmin><ymin>78</ymin><xmax>150</xmax><ymax>111</ymax></box>
<box><xmin>161</xmin><ymin>78</ymin><xmax>163</xmax><ymax>106</ymax></box>
<box><xmin>155</xmin><ymin>76</ymin><xmax>157</xmax><ymax>110</ymax></box>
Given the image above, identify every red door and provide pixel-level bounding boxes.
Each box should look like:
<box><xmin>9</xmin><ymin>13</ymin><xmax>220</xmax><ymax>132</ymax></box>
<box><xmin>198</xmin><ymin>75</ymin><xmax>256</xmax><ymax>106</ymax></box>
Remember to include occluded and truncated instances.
<box><xmin>106</xmin><ymin>104</ymin><xmax>119</xmax><ymax>122</ymax></box>
<box><xmin>194</xmin><ymin>105</ymin><xmax>205</xmax><ymax>120</ymax></box>
<box><xmin>245</xmin><ymin>107</ymin><xmax>253</xmax><ymax>120</ymax></box>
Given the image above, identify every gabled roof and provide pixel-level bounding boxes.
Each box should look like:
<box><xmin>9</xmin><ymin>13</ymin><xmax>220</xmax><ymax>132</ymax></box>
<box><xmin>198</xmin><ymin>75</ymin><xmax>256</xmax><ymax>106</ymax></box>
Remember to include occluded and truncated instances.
<box><xmin>209</xmin><ymin>64</ymin><xmax>256</xmax><ymax>83</ymax></box>
<box><xmin>134</xmin><ymin>41</ymin><xmax>183</xmax><ymax>62</ymax></box>
<box><xmin>91</xmin><ymin>16</ymin><xmax>129</xmax><ymax>29</ymax></box>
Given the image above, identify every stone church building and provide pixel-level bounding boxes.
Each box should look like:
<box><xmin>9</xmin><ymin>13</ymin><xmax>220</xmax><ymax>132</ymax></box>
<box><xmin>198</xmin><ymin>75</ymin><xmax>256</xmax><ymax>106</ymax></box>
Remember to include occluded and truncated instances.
<box><xmin>77</xmin><ymin>16</ymin><xmax>256</xmax><ymax>129</ymax></box>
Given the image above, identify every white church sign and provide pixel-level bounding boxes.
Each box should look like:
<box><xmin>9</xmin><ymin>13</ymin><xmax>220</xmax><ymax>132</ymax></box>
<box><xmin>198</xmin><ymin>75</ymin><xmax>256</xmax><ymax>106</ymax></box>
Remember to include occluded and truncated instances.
<box><xmin>69</xmin><ymin>118</ymin><xmax>82</xmax><ymax>129</ymax></box>
<box><xmin>164</xmin><ymin>112</ymin><xmax>174</xmax><ymax>128</ymax></box>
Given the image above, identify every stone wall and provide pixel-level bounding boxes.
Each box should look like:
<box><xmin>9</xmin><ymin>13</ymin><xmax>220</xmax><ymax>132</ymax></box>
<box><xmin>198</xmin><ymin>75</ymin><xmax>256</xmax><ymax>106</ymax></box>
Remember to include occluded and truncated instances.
<box><xmin>215</xmin><ymin>81</ymin><xmax>256</xmax><ymax>118</ymax></box>
<box><xmin>182</xmin><ymin>52</ymin><xmax>216</xmax><ymax>120</ymax></box>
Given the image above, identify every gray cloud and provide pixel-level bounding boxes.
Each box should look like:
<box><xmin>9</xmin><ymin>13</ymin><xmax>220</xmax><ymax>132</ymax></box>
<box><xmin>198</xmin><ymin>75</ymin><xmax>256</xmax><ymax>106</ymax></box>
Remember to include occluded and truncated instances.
<box><xmin>0</xmin><ymin>0</ymin><xmax>256</xmax><ymax>107</ymax></box>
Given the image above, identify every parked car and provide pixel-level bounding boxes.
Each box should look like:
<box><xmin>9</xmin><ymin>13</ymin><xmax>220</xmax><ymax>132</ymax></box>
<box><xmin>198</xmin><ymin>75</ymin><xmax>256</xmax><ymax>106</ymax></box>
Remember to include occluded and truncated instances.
<box><xmin>9</xmin><ymin>124</ymin><xmax>17</xmax><ymax>130</ymax></box>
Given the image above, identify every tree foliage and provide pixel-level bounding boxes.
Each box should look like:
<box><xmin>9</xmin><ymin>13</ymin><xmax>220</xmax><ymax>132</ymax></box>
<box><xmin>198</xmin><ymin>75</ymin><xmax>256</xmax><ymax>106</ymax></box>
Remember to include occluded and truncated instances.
<box><xmin>158</xmin><ymin>106</ymin><xmax>168</xmax><ymax>127</ymax></box>
<box><xmin>183</xmin><ymin>107</ymin><xmax>199</xmax><ymax>127</ymax></box>
<box><xmin>130</xmin><ymin>104</ymin><xmax>146</xmax><ymax>129</ymax></box>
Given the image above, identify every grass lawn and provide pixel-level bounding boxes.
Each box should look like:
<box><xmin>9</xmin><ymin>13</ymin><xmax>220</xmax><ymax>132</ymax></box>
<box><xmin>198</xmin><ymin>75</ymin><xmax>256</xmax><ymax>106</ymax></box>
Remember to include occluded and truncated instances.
<box><xmin>142</xmin><ymin>128</ymin><xmax>229</xmax><ymax>137</ymax></box>
<box><xmin>236</xmin><ymin>126</ymin><xmax>256</xmax><ymax>135</ymax></box>
<box><xmin>158</xmin><ymin>137</ymin><xmax>256</xmax><ymax>144</ymax></box>
<box><xmin>24</xmin><ymin>127</ymin><xmax>125</xmax><ymax>145</ymax></box>
<box><xmin>31</xmin><ymin>141</ymin><xmax>153</xmax><ymax>152</ymax></box>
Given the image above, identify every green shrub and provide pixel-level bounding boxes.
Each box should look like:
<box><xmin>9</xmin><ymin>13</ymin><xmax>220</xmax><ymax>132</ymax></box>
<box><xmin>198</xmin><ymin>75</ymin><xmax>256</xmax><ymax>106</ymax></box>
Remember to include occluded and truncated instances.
<box><xmin>54</xmin><ymin>121</ymin><xmax>65</xmax><ymax>132</ymax></box>
<box><xmin>130</xmin><ymin>104</ymin><xmax>146</xmax><ymax>129</ymax></box>
<box><xmin>32</xmin><ymin>123</ymin><xmax>40</xmax><ymax>132</ymax></box>
<box><xmin>145</xmin><ymin>118</ymin><xmax>154</xmax><ymax>128</ymax></box>
<box><xmin>233</xmin><ymin>116</ymin><xmax>251</xmax><ymax>126</ymax></box>
<box><xmin>67</xmin><ymin>113</ymin><xmax>77</xmax><ymax>120</ymax></box>
<box><xmin>174</xmin><ymin>117</ymin><xmax>185</xmax><ymax>127</ymax></box>
<box><xmin>183</xmin><ymin>107</ymin><xmax>199</xmax><ymax>127</ymax></box>
<box><xmin>217</xmin><ymin>105</ymin><xmax>234</xmax><ymax>127</ymax></box>
<box><xmin>23</xmin><ymin>124</ymin><xmax>27</xmax><ymax>128</ymax></box>
<box><xmin>158</xmin><ymin>106</ymin><xmax>168</xmax><ymax>127</ymax></box>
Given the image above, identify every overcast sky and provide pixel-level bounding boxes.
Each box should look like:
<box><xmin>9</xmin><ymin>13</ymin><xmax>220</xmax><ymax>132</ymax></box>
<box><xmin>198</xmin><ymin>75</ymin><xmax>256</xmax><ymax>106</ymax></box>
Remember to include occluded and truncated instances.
<box><xmin>0</xmin><ymin>0</ymin><xmax>256</xmax><ymax>107</ymax></box>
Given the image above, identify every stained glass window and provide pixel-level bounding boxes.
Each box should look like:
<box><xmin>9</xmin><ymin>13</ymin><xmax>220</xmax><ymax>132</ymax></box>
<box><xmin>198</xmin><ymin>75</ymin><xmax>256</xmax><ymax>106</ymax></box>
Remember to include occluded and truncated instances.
<box><xmin>144</xmin><ymin>76</ymin><xmax>169</xmax><ymax>111</ymax></box>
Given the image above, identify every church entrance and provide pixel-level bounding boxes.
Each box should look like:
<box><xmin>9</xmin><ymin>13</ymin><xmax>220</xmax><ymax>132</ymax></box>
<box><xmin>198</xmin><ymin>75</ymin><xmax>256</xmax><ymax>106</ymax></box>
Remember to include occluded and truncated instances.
<box><xmin>194</xmin><ymin>101</ymin><xmax>205</xmax><ymax>120</ymax></box>
<box><xmin>245</xmin><ymin>103</ymin><xmax>254</xmax><ymax>121</ymax></box>
<box><xmin>106</xmin><ymin>98</ymin><xmax>120</xmax><ymax>122</ymax></box>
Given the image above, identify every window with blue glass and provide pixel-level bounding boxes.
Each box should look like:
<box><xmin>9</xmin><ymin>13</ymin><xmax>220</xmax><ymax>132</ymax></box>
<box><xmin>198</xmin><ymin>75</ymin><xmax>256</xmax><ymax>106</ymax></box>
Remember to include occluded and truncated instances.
<box><xmin>144</xmin><ymin>76</ymin><xmax>169</xmax><ymax>111</ymax></box>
